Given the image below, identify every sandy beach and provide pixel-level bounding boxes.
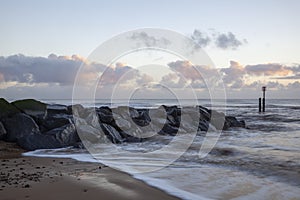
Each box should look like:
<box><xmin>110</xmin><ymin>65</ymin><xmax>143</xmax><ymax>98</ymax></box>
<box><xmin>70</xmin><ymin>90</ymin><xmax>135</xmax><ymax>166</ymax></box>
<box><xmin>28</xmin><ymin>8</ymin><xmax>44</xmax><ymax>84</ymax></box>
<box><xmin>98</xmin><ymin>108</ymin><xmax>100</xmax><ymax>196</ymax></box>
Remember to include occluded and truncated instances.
<box><xmin>0</xmin><ymin>141</ymin><xmax>179</xmax><ymax>200</ymax></box>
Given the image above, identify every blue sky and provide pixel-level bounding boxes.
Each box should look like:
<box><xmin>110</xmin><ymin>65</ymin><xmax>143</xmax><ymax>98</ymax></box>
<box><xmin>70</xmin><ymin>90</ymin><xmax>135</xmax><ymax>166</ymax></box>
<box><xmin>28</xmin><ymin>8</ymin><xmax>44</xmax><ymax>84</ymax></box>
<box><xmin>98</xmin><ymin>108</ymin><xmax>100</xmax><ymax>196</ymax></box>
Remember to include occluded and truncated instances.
<box><xmin>0</xmin><ymin>0</ymin><xmax>300</xmax><ymax>99</ymax></box>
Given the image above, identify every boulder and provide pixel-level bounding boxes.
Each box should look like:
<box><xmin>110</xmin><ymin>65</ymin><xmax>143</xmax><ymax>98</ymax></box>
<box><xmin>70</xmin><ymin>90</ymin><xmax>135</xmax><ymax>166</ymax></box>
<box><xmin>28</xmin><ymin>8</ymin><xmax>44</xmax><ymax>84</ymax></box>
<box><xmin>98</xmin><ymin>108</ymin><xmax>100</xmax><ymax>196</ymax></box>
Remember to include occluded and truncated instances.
<box><xmin>39</xmin><ymin>116</ymin><xmax>72</xmax><ymax>133</ymax></box>
<box><xmin>18</xmin><ymin>124</ymin><xmax>79</xmax><ymax>150</ymax></box>
<box><xmin>47</xmin><ymin>104</ymin><xmax>70</xmax><ymax>116</ymax></box>
<box><xmin>0</xmin><ymin>98</ymin><xmax>20</xmax><ymax>119</ymax></box>
<box><xmin>85</xmin><ymin>110</ymin><xmax>101</xmax><ymax>129</ymax></box>
<box><xmin>45</xmin><ymin>124</ymin><xmax>79</xmax><ymax>145</ymax></box>
<box><xmin>97</xmin><ymin>107</ymin><xmax>114</xmax><ymax>124</ymax></box>
<box><xmin>0</xmin><ymin>121</ymin><xmax>7</xmax><ymax>140</ymax></box>
<box><xmin>225</xmin><ymin>116</ymin><xmax>246</xmax><ymax>128</ymax></box>
<box><xmin>2</xmin><ymin>113</ymin><xmax>40</xmax><ymax>142</ymax></box>
<box><xmin>209</xmin><ymin>110</ymin><xmax>226</xmax><ymax>130</ymax></box>
<box><xmin>129</xmin><ymin>108</ymin><xmax>151</xmax><ymax>127</ymax></box>
<box><xmin>198</xmin><ymin>120</ymin><xmax>210</xmax><ymax>132</ymax></box>
<box><xmin>100</xmin><ymin>123</ymin><xmax>124</xmax><ymax>143</ymax></box>
<box><xmin>12</xmin><ymin>99</ymin><xmax>47</xmax><ymax>118</ymax></box>
<box><xmin>18</xmin><ymin>134</ymin><xmax>65</xmax><ymax>150</ymax></box>
<box><xmin>76</xmin><ymin>124</ymin><xmax>106</xmax><ymax>144</ymax></box>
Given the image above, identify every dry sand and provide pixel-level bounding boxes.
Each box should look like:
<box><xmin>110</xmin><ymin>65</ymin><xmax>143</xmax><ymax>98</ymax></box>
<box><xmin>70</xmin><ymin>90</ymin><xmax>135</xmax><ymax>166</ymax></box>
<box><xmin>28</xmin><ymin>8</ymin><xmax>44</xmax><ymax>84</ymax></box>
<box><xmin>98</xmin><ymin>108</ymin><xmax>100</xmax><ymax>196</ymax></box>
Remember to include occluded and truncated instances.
<box><xmin>0</xmin><ymin>141</ymin><xmax>180</xmax><ymax>200</ymax></box>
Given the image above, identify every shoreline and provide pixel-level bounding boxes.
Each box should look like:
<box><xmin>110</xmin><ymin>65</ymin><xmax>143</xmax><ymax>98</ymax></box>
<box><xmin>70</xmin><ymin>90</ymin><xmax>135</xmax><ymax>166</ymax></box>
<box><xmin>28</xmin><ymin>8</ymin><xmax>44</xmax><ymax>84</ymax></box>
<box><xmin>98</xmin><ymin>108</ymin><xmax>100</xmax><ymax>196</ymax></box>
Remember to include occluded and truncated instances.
<box><xmin>0</xmin><ymin>141</ymin><xmax>180</xmax><ymax>200</ymax></box>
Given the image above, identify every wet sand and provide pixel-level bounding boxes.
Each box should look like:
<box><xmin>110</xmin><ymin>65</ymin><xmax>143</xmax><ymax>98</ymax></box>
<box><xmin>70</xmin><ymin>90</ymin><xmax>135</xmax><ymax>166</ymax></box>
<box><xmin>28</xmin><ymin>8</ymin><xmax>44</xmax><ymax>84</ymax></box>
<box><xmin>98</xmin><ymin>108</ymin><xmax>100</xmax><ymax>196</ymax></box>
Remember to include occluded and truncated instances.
<box><xmin>0</xmin><ymin>141</ymin><xmax>179</xmax><ymax>200</ymax></box>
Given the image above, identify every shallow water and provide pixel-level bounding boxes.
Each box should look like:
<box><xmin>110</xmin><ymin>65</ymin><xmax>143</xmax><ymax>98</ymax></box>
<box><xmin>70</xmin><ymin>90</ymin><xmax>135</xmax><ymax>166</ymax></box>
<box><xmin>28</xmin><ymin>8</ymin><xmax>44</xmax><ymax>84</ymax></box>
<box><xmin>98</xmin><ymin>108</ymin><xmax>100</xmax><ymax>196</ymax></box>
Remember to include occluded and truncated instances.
<box><xmin>24</xmin><ymin>99</ymin><xmax>300</xmax><ymax>200</ymax></box>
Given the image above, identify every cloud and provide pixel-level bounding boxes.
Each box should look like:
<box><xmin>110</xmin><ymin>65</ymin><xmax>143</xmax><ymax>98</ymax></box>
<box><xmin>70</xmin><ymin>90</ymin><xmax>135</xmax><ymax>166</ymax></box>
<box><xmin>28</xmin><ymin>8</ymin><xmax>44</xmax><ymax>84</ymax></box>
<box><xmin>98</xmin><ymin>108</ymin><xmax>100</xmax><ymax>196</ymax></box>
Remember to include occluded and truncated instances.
<box><xmin>221</xmin><ymin>61</ymin><xmax>245</xmax><ymax>86</ymax></box>
<box><xmin>245</xmin><ymin>63</ymin><xmax>293</xmax><ymax>76</ymax></box>
<box><xmin>191</xmin><ymin>29</ymin><xmax>211</xmax><ymax>48</ymax></box>
<box><xmin>130</xmin><ymin>31</ymin><xmax>171</xmax><ymax>47</ymax></box>
<box><xmin>215</xmin><ymin>32</ymin><xmax>245</xmax><ymax>50</ymax></box>
<box><xmin>191</xmin><ymin>29</ymin><xmax>246</xmax><ymax>50</ymax></box>
<box><xmin>161</xmin><ymin>60</ymin><xmax>219</xmax><ymax>89</ymax></box>
<box><xmin>1</xmin><ymin>54</ymin><xmax>299</xmax><ymax>99</ymax></box>
<box><xmin>0</xmin><ymin>54</ymin><xmax>95</xmax><ymax>86</ymax></box>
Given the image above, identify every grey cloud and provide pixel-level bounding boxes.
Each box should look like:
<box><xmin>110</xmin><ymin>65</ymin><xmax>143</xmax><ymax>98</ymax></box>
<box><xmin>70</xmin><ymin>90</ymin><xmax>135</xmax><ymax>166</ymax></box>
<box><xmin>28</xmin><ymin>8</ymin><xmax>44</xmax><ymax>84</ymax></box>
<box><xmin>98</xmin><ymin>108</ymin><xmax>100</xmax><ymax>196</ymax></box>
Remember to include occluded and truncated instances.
<box><xmin>215</xmin><ymin>32</ymin><xmax>244</xmax><ymax>50</ymax></box>
<box><xmin>0</xmin><ymin>54</ymin><xmax>84</xmax><ymax>85</ymax></box>
<box><xmin>245</xmin><ymin>63</ymin><xmax>293</xmax><ymax>76</ymax></box>
<box><xmin>272</xmin><ymin>74</ymin><xmax>300</xmax><ymax>80</ymax></box>
<box><xmin>161</xmin><ymin>60</ymin><xmax>219</xmax><ymax>89</ymax></box>
<box><xmin>220</xmin><ymin>61</ymin><xmax>245</xmax><ymax>86</ymax></box>
<box><xmin>191</xmin><ymin>29</ymin><xmax>211</xmax><ymax>48</ymax></box>
<box><xmin>191</xmin><ymin>30</ymin><xmax>246</xmax><ymax>50</ymax></box>
<box><xmin>130</xmin><ymin>31</ymin><xmax>171</xmax><ymax>47</ymax></box>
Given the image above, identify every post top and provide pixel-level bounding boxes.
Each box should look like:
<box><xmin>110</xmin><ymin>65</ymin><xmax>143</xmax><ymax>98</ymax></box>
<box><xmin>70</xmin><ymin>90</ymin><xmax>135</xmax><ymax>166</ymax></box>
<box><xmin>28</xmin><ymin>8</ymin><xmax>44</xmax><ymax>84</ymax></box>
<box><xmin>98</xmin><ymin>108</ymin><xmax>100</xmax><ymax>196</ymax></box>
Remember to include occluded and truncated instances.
<box><xmin>262</xmin><ymin>86</ymin><xmax>266</xmax><ymax>91</ymax></box>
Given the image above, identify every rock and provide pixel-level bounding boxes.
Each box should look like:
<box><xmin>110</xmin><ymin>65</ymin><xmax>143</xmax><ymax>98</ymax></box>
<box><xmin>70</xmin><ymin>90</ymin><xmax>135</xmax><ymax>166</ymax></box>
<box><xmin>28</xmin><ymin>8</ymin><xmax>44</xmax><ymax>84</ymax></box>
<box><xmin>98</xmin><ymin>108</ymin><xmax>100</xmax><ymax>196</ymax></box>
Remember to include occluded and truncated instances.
<box><xmin>0</xmin><ymin>98</ymin><xmax>20</xmax><ymax>119</ymax></box>
<box><xmin>198</xmin><ymin>106</ymin><xmax>211</xmax><ymax>121</ymax></box>
<box><xmin>113</xmin><ymin>114</ymin><xmax>132</xmax><ymax>131</ymax></box>
<box><xmin>129</xmin><ymin>108</ymin><xmax>151</xmax><ymax>127</ymax></box>
<box><xmin>100</xmin><ymin>123</ymin><xmax>124</xmax><ymax>143</ymax></box>
<box><xmin>159</xmin><ymin>123</ymin><xmax>179</xmax><ymax>136</ymax></box>
<box><xmin>85</xmin><ymin>110</ymin><xmax>101</xmax><ymax>129</ymax></box>
<box><xmin>47</xmin><ymin>104</ymin><xmax>70</xmax><ymax>116</ymax></box>
<box><xmin>198</xmin><ymin>120</ymin><xmax>210</xmax><ymax>132</ymax></box>
<box><xmin>39</xmin><ymin>116</ymin><xmax>72</xmax><ymax>133</ymax></box>
<box><xmin>18</xmin><ymin>134</ymin><xmax>63</xmax><ymax>150</ymax></box>
<box><xmin>18</xmin><ymin>124</ymin><xmax>79</xmax><ymax>150</ymax></box>
<box><xmin>225</xmin><ymin>116</ymin><xmax>246</xmax><ymax>128</ymax></box>
<box><xmin>12</xmin><ymin>99</ymin><xmax>47</xmax><ymax>118</ymax></box>
<box><xmin>76</xmin><ymin>124</ymin><xmax>105</xmax><ymax>143</ymax></box>
<box><xmin>2</xmin><ymin>113</ymin><xmax>40</xmax><ymax>142</ymax></box>
<box><xmin>69</xmin><ymin>104</ymin><xmax>85</xmax><ymax>117</ymax></box>
<box><xmin>0</xmin><ymin>121</ymin><xmax>7</xmax><ymax>140</ymax></box>
<box><xmin>45</xmin><ymin>124</ymin><xmax>79</xmax><ymax>145</ymax></box>
<box><xmin>97</xmin><ymin>107</ymin><xmax>114</xmax><ymax>124</ymax></box>
<box><xmin>209</xmin><ymin>110</ymin><xmax>226</xmax><ymax>130</ymax></box>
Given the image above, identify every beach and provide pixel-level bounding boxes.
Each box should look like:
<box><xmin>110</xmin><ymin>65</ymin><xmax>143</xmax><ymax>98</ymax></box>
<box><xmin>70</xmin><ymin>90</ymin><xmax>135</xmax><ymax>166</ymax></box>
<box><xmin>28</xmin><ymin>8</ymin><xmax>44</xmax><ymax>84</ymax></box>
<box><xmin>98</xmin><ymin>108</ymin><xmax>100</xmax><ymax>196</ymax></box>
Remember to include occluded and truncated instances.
<box><xmin>0</xmin><ymin>141</ymin><xmax>179</xmax><ymax>200</ymax></box>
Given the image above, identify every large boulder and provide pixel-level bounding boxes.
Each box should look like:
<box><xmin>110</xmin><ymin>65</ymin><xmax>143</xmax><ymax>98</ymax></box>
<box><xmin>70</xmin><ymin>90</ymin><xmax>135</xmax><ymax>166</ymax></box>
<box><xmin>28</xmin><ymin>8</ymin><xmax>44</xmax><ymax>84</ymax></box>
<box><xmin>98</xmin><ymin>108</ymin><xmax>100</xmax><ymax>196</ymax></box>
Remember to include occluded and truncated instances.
<box><xmin>18</xmin><ymin>124</ymin><xmax>79</xmax><ymax>150</ymax></box>
<box><xmin>0</xmin><ymin>121</ymin><xmax>7</xmax><ymax>140</ymax></box>
<box><xmin>47</xmin><ymin>104</ymin><xmax>70</xmax><ymax>116</ymax></box>
<box><xmin>12</xmin><ymin>99</ymin><xmax>47</xmax><ymax>118</ymax></box>
<box><xmin>45</xmin><ymin>124</ymin><xmax>79</xmax><ymax>145</ymax></box>
<box><xmin>225</xmin><ymin>116</ymin><xmax>246</xmax><ymax>129</ymax></box>
<box><xmin>39</xmin><ymin>116</ymin><xmax>72</xmax><ymax>133</ymax></box>
<box><xmin>97</xmin><ymin>106</ymin><xmax>114</xmax><ymax>124</ymax></box>
<box><xmin>129</xmin><ymin>108</ymin><xmax>151</xmax><ymax>127</ymax></box>
<box><xmin>76</xmin><ymin>124</ymin><xmax>107</xmax><ymax>144</ymax></box>
<box><xmin>2</xmin><ymin>113</ymin><xmax>40</xmax><ymax>142</ymax></box>
<box><xmin>100</xmin><ymin>123</ymin><xmax>124</xmax><ymax>143</ymax></box>
<box><xmin>0</xmin><ymin>98</ymin><xmax>20</xmax><ymax>119</ymax></box>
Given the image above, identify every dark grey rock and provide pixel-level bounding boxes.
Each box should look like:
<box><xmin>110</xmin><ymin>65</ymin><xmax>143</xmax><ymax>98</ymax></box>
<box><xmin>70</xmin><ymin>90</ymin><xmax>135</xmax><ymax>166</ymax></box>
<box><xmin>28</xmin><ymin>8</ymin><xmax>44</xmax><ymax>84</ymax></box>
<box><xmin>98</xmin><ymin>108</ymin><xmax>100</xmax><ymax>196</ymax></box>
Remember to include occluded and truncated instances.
<box><xmin>12</xmin><ymin>99</ymin><xmax>47</xmax><ymax>118</ymax></box>
<box><xmin>47</xmin><ymin>104</ymin><xmax>70</xmax><ymax>116</ymax></box>
<box><xmin>0</xmin><ymin>98</ymin><xmax>20</xmax><ymax>119</ymax></box>
<box><xmin>198</xmin><ymin>120</ymin><xmax>210</xmax><ymax>132</ymax></box>
<box><xmin>100</xmin><ymin>123</ymin><xmax>124</xmax><ymax>143</ymax></box>
<box><xmin>97</xmin><ymin>107</ymin><xmax>114</xmax><ymax>124</ymax></box>
<box><xmin>45</xmin><ymin>124</ymin><xmax>79</xmax><ymax>145</ymax></box>
<box><xmin>40</xmin><ymin>116</ymin><xmax>72</xmax><ymax>133</ymax></box>
<box><xmin>0</xmin><ymin>121</ymin><xmax>7</xmax><ymax>140</ymax></box>
<box><xmin>225</xmin><ymin>116</ymin><xmax>246</xmax><ymax>128</ymax></box>
<box><xmin>2</xmin><ymin>113</ymin><xmax>40</xmax><ymax>142</ymax></box>
<box><xmin>129</xmin><ymin>108</ymin><xmax>151</xmax><ymax>126</ymax></box>
<box><xmin>18</xmin><ymin>124</ymin><xmax>79</xmax><ymax>150</ymax></box>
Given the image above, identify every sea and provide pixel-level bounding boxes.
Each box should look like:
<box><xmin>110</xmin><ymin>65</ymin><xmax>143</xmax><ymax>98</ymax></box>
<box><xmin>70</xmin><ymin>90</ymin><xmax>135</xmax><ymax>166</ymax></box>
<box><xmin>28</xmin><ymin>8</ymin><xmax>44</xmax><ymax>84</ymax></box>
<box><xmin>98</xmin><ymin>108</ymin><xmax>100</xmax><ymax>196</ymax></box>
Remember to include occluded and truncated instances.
<box><xmin>23</xmin><ymin>99</ymin><xmax>300</xmax><ymax>200</ymax></box>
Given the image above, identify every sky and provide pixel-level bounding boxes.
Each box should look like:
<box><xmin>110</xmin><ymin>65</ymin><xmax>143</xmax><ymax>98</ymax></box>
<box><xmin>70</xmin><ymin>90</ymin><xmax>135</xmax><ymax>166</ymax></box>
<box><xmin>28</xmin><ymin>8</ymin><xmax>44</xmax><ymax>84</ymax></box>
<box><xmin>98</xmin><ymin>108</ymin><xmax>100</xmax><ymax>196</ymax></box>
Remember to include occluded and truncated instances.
<box><xmin>0</xmin><ymin>0</ymin><xmax>300</xmax><ymax>99</ymax></box>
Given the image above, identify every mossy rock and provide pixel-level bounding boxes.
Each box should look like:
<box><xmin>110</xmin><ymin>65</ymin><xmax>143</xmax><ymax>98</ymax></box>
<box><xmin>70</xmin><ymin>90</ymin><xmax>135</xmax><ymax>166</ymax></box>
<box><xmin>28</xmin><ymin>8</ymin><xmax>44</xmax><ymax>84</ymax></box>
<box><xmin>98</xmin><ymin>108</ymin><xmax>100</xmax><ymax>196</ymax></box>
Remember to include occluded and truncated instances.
<box><xmin>0</xmin><ymin>98</ymin><xmax>20</xmax><ymax>119</ymax></box>
<box><xmin>12</xmin><ymin>99</ymin><xmax>47</xmax><ymax>117</ymax></box>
